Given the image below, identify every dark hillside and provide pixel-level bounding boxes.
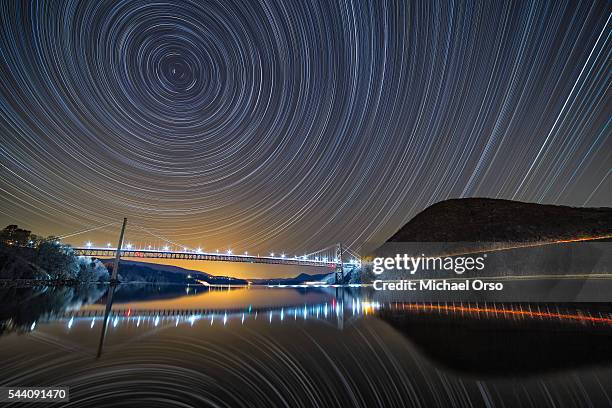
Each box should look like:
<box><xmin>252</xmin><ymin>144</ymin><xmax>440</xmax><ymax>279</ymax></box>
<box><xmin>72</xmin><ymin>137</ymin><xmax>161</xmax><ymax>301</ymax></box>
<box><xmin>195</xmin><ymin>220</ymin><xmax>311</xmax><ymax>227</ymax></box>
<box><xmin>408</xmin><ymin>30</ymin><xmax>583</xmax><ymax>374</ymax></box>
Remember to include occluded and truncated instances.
<box><xmin>388</xmin><ymin>198</ymin><xmax>611</xmax><ymax>243</ymax></box>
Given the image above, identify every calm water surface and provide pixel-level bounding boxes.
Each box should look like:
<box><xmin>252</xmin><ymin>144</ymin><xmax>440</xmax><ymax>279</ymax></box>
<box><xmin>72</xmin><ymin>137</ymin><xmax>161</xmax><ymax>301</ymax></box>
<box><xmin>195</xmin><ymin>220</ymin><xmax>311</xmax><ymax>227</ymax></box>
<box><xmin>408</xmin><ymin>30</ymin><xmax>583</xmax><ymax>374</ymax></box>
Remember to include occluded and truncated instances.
<box><xmin>1</xmin><ymin>284</ymin><xmax>611</xmax><ymax>407</ymax></box>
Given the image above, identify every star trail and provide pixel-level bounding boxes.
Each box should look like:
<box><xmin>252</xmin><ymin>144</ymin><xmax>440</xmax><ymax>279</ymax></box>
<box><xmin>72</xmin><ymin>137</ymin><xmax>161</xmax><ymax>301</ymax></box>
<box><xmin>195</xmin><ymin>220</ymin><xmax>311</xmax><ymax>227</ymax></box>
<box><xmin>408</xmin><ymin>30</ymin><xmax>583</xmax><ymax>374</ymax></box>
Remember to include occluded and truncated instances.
<box><xmin>0</xmin><ymin>0</ymin><xmax>610</xmax><ymax>253</ymax></box>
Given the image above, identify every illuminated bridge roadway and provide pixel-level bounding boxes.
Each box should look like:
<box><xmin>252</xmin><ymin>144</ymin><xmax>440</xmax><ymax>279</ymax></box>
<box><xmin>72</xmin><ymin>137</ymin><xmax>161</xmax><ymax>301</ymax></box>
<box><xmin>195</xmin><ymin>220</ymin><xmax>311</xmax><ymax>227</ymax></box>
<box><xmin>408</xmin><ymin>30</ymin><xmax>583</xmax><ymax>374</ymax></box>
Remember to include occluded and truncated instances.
<box><xmin>73</xmin><ymin>246</ymin><xmax>360</xmax><ymax>270</ymax></box>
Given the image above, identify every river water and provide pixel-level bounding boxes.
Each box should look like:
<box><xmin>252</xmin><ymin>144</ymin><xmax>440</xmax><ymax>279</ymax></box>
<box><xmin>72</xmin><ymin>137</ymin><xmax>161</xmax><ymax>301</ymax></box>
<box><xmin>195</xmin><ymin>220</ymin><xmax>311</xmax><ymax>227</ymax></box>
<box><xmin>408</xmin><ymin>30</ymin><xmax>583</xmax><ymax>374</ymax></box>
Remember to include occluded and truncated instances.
<box><xmin>0</xmin><ymin>284</ymin><xmax>611</xmax><ymax>407</ymax></box>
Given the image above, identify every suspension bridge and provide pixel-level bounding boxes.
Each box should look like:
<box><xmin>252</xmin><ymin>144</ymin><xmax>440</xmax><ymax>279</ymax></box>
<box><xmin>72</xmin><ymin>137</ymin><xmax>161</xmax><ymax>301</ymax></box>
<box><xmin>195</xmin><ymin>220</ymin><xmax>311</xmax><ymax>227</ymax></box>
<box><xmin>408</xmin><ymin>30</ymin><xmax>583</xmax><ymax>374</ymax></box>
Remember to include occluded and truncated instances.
<box><xmin>61</xmin><ymin>218</ymin><xmax>361</xmax><ymax>283</ymax></box>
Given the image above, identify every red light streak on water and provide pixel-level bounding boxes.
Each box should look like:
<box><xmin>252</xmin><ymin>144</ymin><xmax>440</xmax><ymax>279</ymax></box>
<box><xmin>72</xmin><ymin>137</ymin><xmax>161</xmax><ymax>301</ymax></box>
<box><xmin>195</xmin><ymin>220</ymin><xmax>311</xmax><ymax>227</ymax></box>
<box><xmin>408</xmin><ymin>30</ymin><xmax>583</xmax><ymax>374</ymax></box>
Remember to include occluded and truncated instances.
<box><xmin>395</xmin><ymin>303</ymin><xmax>612</xmax><ymax>324</ymax></box>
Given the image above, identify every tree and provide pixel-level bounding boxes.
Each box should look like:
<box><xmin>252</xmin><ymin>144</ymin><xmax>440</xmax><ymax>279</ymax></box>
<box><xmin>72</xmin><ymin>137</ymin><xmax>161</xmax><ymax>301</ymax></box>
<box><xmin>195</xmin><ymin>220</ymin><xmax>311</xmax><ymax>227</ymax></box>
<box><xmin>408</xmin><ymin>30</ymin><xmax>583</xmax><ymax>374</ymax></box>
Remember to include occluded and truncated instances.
<box><xmin>75</xmin><ymin>257</ymin><xmax>109</xmax><ymax>282</ymax></box>
<box><xmin>0</xmin><ymin>225</ymin><xmax>33</xmax><ymax>246</ymax></box>
<box><xmin>35</xmin><ymin>241</ymin><xmax>78</xmax><ymax>279</ymax></box>
<box><xmin>0</xmin><ymin>225</ymin><xmax>110</xmax><ymax>281</ymax></box>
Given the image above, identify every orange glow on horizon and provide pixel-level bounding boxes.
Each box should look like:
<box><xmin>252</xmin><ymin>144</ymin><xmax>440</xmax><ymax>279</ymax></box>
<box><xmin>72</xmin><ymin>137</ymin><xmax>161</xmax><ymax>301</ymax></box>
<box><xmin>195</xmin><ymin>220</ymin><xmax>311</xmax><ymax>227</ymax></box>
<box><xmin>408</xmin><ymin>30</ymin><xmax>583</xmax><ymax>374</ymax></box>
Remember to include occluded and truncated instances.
<box><xmin>121</xmin><ymin>257</ymin><xmax>325</xmax><ymax>280</ymax></box>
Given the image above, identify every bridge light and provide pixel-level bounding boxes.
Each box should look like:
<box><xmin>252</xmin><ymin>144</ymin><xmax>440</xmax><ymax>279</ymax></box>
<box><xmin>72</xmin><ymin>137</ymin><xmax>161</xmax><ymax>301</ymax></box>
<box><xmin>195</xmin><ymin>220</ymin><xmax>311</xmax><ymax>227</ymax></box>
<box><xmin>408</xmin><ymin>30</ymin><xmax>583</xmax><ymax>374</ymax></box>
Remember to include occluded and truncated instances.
<box><xmin>216</xmin><ymin>249</ymin><xmax>219</xmax><ymax>253</ymax></box>
<box><xmin>126</xmin><ymin>243</ymin><xmax>132</xmax><ymax>249</ymax></box>
<box><xmin>147</xmin><ymin>245</ymin><xmax>152</xmax><ymax>250</ymax></box>
<box><xmin>86</xmin><ymin>241</ymin><xmax>92</xmax><ymax>248</ymax></box>
<box><xmin>227</xmin><ymin>249</ymin><xmax>232</xmax><ymax>255</ymax></box>
<box><xmin>281</xmin><ymin>253</ymin><xmax>285</xmax><ymax>258</ymax></box>
<box><xmin>163</xmin><ymin>245</ymin><xmax>169</xmax><ymax>251</ymax></box>
<box><xmin>270</xmin><ymin>252</ymin><xmax>274</xmax><ymax>257</ymax></box>
<box><xmin>196</xmin><ymin>247</ymin><xmax>202</xmax><ymax>253</ymax></box>
<box><xmin>244</xmin><ymin>251</ymin><xmax>248</xmax><ymax>255</ymax></box>
<box><xmin>106</xmin><ymin>243</ymin><xmax>111</xmax><ymax>248</ymax></box>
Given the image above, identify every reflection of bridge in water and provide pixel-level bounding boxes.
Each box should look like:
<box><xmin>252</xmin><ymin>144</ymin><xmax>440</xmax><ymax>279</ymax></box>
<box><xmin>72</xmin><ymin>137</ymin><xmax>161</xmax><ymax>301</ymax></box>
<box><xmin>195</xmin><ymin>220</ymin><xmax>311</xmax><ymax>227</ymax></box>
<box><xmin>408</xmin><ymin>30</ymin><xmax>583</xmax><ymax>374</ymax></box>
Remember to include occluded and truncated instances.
<box><xmin>60</xmin><ymin>288</ymin><xmax>374</xmax><ymax>333</ymax></box>
<box><xmin>63</xmin><ymin>299</ymin><xmax>380</xmax><ymax>331</ymax></box>
<box><xmin>88</xmin><ymin>286</ymin><xmax>365</xmax><ymax>356</ymax></box>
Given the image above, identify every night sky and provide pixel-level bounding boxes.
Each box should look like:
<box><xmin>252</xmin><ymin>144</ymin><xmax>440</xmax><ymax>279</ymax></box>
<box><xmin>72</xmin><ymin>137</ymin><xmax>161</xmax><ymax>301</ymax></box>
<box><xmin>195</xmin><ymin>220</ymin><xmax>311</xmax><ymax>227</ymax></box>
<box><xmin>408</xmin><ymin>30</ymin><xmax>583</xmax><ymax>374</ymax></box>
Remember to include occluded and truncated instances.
<box><xmin>0</xmin><ymin>0</ymin><xmax>610</xmax><ymax>256</ymax></box>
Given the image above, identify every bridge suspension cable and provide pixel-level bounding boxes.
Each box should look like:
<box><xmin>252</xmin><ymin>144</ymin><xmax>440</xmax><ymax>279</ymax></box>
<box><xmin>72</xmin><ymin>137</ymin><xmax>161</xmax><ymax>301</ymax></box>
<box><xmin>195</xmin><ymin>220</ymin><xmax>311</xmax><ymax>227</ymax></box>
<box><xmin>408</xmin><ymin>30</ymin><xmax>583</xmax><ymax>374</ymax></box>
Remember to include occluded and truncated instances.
<box><xmin>129</xmin><ymin>223</ymin><xmax>195</xmax><ymax>251</ymax></box>
<box><xmin>57</xmin><ymin>222</ymin><xmax>119</xmax><ymax>240</ymax></box>
<box><xmin>343</xmin><ymin>247</ymin><xmax>361</xmax><ymax>260</ymax></box>
<box><xmin>65</xmin><ymin>219</ymin><xmax>360</xmax><ymax>267</ymax></box>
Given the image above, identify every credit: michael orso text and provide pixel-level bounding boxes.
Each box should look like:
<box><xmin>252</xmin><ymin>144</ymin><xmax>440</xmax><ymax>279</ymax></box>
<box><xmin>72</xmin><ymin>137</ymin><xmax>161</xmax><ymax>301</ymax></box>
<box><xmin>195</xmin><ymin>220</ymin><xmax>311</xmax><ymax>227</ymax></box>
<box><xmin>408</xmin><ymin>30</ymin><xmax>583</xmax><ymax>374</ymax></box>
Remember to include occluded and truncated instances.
<box><xmin>370</xmin><ymin>254</ymin><xmax>504</xmax><ymax>292</ymax></box>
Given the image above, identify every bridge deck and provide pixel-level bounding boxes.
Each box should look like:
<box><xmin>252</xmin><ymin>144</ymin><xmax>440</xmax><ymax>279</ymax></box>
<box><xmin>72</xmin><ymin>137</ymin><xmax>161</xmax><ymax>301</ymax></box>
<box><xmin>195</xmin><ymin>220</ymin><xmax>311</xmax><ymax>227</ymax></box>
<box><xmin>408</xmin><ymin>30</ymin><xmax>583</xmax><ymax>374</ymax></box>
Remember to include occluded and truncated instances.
<box><xmin>73</xmin><ymin>247</ymin><xmax>345</xmax><ymax>268</ymax></box>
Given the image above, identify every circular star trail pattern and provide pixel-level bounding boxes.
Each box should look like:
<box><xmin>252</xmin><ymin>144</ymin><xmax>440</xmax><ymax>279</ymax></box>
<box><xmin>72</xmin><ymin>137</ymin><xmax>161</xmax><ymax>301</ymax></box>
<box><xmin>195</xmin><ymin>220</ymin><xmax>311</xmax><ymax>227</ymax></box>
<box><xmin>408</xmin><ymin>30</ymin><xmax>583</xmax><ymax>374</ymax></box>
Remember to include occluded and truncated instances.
<box><xmin>0</xmin><ymin>0</ymin><xmax>610</xmax><ymax>252</ymax></box>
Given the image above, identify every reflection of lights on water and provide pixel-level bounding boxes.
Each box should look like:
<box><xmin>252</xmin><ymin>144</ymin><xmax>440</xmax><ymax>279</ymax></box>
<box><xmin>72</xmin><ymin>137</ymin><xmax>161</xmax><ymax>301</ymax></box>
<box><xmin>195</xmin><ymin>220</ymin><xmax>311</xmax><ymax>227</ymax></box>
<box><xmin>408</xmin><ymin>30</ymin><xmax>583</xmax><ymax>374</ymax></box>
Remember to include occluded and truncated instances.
<box><xmin>30</xmin><ymin>322</ymin><xmax>36</xmax><ymax>331</ymax></box>
<box><xmin>362</xmin><ymin>302</ymin><xmax>374</xmax><ymax>315</ymax></box>
<box><xmin>394</xmin><ymin>303</ymin><xmax>612</xmax><ymax>324</ymax></box>
<box><xmin>56</xmin><ymin>300</ymin><xmax>382</xmax><ymax>332</ymax></box>
<box><xmin>51</xmin><ymin>301</ymin><xmax>612</xmax><ymax>336</ymax></box>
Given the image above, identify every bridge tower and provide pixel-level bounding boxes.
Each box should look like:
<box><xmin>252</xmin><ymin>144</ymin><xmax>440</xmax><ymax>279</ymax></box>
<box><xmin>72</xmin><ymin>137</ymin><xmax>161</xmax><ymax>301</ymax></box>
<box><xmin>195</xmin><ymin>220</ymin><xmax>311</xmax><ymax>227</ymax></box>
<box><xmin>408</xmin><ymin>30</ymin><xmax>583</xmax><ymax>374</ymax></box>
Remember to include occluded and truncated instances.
<box><xmin>110</xmin><ymin>218</ymin><xmax>127</xmax><ymax>283</ymax></box>
<box><xmin>335</xmin><ymin>243</ymin><xmax>344</xmax><ymax>284</ymax></box>
<box><xmin>335</xmin><ymin>287</ymin><xmax>345</xmax><ymax>330</ymax></box>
